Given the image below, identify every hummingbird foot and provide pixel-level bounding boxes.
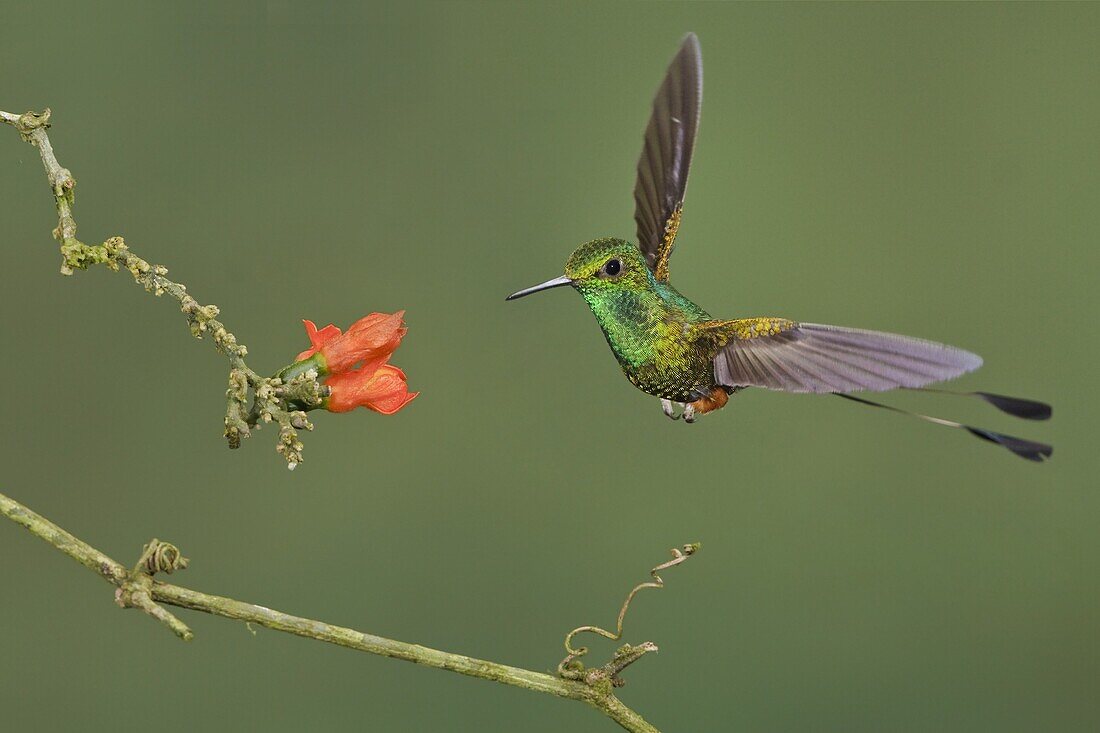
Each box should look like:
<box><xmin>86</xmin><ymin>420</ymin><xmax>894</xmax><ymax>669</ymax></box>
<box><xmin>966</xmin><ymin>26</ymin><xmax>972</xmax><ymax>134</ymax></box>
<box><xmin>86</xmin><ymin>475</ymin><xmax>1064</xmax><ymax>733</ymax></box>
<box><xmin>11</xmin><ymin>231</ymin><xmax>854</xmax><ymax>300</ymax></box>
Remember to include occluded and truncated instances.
<box><xmin>660</xmin><ymin>399</ymin><xmax>698</xmax><ymax>423</ymax></box>
<box><xmin>661</xmin><ymin>399</ymin><xmax>682</xmax><ymax>421</ymax></box>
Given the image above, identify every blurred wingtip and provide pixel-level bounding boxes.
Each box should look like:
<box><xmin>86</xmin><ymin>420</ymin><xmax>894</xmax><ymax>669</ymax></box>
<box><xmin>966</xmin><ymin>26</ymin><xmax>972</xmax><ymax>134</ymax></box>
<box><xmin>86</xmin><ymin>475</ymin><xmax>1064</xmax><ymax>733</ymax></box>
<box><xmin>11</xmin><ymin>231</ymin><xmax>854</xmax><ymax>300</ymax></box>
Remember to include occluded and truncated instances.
<box><xmin>680</xmin><ymin>32</ymin><xmax>701</xmax><ymax>57</ymax></box>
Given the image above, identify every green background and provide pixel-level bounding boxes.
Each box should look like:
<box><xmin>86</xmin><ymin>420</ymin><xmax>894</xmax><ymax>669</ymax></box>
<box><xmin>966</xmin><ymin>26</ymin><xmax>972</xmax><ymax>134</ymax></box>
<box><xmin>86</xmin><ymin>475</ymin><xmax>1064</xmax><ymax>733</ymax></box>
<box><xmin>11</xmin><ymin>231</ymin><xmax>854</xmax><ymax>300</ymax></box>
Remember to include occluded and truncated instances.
<box><xmin>1</xmin><ymin>2</ymin><xmax>1095</xmax><ymax>731</ymax></box>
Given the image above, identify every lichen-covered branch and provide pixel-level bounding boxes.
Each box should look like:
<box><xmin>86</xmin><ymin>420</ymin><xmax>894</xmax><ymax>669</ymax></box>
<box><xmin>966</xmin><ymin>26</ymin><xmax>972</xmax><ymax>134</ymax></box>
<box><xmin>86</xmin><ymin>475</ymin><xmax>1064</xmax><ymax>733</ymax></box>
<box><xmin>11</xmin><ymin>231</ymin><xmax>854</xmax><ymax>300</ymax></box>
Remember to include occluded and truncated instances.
<box><xmin>0</xmin><ymin>490</ymin><xmax>679</xmax><ymax>733</ymax></box>
<box><xmin>1</xmin><ymin>108</ymin><xmax>324</xmax><ymax>467</ymax></box>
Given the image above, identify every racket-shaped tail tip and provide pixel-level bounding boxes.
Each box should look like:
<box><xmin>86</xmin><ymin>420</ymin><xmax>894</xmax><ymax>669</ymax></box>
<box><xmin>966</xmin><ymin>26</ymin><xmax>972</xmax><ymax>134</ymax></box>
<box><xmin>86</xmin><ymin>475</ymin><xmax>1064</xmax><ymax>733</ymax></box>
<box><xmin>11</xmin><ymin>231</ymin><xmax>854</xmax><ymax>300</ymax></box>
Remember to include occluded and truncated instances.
<box><xmin>836</xmin><ymin>393</ymin><xmax>1052</xmax><ymax>462</ymax></box>
<box><xmin>965</xmin><ymin>427</ymin><xmax>1054</xmax><ymax>462</ymax></box>
<box><xmin>975</xmin><ymin>392</ymin><xmax>1052</xmax><ymax>421</ymax></box>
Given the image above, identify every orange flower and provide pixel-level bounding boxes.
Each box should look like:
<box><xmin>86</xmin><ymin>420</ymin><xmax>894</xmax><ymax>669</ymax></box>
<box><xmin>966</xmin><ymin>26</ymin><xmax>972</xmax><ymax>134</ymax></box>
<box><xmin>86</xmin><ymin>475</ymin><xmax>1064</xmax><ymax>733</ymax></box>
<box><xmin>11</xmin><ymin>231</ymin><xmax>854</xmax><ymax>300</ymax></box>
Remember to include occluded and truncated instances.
<box><xmin>324</xmin><ymin>364</ymin><xmax>418</xmax><ymax>414</ymax></box>
<box><xmin>296</xmin><ymin>312</ymin><xmax>407</xmax><ymax>375</ymax></box>
<box><xmin>291</xmin><ymin>312</ymin><xmax>417</xmax><ymax>416</ymax></box>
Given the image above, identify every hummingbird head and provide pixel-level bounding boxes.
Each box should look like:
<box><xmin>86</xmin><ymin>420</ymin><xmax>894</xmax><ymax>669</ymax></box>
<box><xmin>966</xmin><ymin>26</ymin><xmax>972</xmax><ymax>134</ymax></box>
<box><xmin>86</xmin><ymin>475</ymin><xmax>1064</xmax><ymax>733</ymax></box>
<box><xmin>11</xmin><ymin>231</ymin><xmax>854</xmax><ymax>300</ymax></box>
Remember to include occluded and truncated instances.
<box><xmin>506</xmin><ymin>238</ymin><xmax>652</xmax><ymax>301</ymax></box>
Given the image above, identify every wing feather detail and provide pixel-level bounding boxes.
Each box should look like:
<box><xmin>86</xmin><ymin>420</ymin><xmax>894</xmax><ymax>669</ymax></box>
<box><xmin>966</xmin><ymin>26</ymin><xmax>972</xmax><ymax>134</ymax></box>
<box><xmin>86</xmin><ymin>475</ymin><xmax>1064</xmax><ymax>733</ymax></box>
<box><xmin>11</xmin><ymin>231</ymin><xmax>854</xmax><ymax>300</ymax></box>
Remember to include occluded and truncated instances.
<box><xmin>710</xmin><ymin>322</ymin><xmax>983</xmax><ymax>393</ymax></box>
<box><xmin>633</xmin><ymin>33</ymin><xmax>702</xmax><ymax>282</ymax></box>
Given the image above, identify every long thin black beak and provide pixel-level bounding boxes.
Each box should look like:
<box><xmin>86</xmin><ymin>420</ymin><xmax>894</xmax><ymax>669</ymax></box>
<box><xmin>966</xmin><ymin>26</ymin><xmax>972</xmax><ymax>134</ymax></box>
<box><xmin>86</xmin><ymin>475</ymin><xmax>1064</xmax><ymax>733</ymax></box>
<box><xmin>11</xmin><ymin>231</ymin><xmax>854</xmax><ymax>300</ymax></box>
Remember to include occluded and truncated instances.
<box><xmin>506</xmin><ymin>275</ymin><xmax>573</xmax><ymax>301</ymax></box>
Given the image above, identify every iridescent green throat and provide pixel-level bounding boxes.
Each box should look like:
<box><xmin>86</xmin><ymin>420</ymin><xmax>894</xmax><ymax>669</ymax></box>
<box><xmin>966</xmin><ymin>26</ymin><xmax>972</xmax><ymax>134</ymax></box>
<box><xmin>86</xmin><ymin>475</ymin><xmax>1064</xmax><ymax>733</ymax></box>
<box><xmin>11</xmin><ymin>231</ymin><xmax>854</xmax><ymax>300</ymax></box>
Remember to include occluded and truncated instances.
<box><xmin>576</xmin><ymin>276</ymin><xmax>716</xmax><ymax>400</ymax></box>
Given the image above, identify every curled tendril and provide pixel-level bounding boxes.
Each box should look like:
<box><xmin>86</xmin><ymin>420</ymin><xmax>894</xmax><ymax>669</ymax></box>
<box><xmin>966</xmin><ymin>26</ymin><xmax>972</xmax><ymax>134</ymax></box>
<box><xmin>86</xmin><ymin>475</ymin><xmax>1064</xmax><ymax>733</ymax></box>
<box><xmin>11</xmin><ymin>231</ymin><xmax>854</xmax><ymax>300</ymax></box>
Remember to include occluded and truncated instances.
<box><xmin>137</xmin><ymin>539</ymin><xmax>190</xmax><ymax>575</ymax></box>
<box><xmin>559</xmin><ymin>542</ymin><xmax>699</xmax><ymax>678</ymax></box>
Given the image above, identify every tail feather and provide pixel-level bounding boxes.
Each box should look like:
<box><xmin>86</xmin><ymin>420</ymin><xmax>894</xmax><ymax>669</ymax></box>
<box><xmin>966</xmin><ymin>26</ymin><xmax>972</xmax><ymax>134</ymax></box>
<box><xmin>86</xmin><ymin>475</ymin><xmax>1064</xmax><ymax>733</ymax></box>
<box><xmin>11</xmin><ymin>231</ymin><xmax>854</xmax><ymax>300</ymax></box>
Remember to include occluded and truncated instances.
<box><xmin>964</xmin><ymin>426</ymin><xmax>1053</xmax><ymax>462</ymax></box>
<box><xmin>835</xmin><ymin>393</ymin><xmax>1052</xmax><ymax>462</ymax></box>
<box><xmin>911</xmin><ymin>388</ymin><xmax>1052</xmax><ymax>421</ymax></box>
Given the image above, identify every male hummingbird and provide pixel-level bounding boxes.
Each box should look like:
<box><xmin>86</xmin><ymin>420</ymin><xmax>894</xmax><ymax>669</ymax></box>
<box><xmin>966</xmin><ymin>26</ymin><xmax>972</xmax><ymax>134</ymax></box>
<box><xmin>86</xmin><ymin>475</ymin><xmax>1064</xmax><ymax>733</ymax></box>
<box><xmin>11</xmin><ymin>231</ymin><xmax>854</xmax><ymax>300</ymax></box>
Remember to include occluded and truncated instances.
<box><xmin>508</xmin><ymin>34</ymin><xmax>1051</xmax><ymax>460</ymax></box>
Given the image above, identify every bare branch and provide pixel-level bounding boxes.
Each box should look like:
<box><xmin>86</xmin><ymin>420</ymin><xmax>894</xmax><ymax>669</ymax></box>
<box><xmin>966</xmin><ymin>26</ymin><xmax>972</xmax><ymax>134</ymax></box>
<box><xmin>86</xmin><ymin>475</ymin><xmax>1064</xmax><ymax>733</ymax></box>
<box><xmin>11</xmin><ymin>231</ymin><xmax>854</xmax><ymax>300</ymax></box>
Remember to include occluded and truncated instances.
<box><xmin>0</xmin><ymin>490</ymin><xmax>673</xmax><ymax>733</ymax></box>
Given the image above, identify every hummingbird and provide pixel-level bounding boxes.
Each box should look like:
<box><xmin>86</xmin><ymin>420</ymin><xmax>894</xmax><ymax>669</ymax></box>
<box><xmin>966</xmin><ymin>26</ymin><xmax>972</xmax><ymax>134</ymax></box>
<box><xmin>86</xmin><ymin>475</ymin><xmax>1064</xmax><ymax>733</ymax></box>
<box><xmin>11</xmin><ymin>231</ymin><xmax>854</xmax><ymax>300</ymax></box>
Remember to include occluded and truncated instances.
<box><xmin>507</xmin><ymin>33</ymin><xmax>1052</xmax><ymax>461</ymax></box>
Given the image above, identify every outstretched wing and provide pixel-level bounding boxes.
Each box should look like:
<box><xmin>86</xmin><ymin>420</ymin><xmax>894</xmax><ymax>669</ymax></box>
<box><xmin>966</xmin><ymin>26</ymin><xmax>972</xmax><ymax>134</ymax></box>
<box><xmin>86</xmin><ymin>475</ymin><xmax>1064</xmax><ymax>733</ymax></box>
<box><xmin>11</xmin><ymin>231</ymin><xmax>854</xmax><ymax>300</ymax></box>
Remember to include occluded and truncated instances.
<box><xmin>703</xmin><ymin>319</ymin><xmax>983</xmax><ymax>393</ymax></box>
<box><xmin>633</xmin><ymin>33</ymin><xmax>702</xmax><ymax>283</ymax></box>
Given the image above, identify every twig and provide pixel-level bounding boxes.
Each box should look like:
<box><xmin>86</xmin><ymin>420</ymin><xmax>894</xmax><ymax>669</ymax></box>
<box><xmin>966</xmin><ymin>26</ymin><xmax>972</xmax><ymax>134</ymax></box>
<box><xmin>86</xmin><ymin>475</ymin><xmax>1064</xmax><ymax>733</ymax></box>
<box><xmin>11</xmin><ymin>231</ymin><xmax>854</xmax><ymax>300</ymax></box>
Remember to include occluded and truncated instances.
<box><xmin>0</xmin><ymin>490</ymin><xmax>673</xmax><ymax>733</ymax></box>
<box><xmin>559</xmin><ymin>544</ymin><xmax>700</xmax><ymax>685</ymax></box>
<box><xmin>1</xmin><ymin>108</ymin><xmax>324</xmax><ymax>467</ymax></box>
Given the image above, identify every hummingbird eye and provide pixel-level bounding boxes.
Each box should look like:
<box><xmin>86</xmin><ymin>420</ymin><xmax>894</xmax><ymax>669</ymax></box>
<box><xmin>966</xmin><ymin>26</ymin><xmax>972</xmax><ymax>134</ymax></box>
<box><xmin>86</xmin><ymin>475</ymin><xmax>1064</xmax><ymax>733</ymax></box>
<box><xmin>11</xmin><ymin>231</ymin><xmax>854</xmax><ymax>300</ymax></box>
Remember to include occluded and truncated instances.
<box><xmin>602</xmin><ymin>259</ymin><xmax>622</xmax><ymax>277</ymax></box>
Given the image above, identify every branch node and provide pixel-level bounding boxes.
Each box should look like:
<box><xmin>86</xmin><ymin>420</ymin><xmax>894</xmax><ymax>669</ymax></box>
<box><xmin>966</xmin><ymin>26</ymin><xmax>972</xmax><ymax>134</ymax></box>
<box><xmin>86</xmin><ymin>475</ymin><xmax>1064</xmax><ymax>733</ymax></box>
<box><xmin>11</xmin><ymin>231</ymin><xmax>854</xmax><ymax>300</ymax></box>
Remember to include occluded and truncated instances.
<box><xmin>137</xmin><ymin>539</ymin><xmax>190</xmax><ymax>575</ymax></box>
<box><xmin>59</xmin><ymin>239</ymin><xmax>110</xmax><ymax>273</ymax></box>
<box><xmin>225</xmin><ymin>368</ymin><xmax>251</xmax><ymax>449</ymax></box>
<box><xmin>14</xmin><ymin>108</ymin><xmax>51</xmax><ymax>141</ymax></box>
<box><xmin>113</xmin><ymin>539</ymin><xmax>194</xmax><ymax>640</ymax></box>
<box><xmin>277</xmin><ymin>368</ymin><xmax>327</xmax><ymax>411</ymax></box>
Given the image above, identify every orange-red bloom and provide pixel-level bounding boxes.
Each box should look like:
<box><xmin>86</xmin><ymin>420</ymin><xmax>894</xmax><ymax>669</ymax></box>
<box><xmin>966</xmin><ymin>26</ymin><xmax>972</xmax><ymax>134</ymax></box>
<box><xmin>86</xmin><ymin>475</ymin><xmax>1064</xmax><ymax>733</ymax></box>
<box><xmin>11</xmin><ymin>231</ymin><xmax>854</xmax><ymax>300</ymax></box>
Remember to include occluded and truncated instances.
<box><xmin>324</xmin><ymin>364</ymin><xmax>418</xmax><ymax>414</ymax></box>
<box><xmin>297</xmin><ymin>311</ymin><xmax>407</xmax><ymax>375</ymax></box>
<box><xmin>294</xmin><ymin>312</ymin><xmax>417</xmax><ymax>415</ymax></box>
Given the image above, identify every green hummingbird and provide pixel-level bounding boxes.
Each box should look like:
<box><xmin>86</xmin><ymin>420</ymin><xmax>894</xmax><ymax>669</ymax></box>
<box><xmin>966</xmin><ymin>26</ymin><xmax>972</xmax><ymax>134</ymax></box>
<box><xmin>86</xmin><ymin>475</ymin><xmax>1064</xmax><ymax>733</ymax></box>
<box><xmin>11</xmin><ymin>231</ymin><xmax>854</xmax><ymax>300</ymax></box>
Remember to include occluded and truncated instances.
<box><xmin>508</xmin><ymin>34</ymin><xmax>1051</xmax><ymax>460</ymax></box>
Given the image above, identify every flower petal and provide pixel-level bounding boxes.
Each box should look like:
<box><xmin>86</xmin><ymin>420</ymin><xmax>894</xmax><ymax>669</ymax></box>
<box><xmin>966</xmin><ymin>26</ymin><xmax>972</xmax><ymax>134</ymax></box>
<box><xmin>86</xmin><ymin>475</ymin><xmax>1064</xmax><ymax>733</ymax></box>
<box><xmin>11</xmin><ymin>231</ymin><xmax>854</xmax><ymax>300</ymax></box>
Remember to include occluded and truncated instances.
<box><xmin>321</xmin><ymin>311</ymin><xmax>407</xmax><ymax>374</ymax></box>
<box><xmin>325</xmin><ymin>363</ymin><xmax>417</xmax><ymax>414</ymax></box>
<box><xmin>296</xmin><ymin>319</ymin><xmax>343</xmax><ymax>362</ymax></box>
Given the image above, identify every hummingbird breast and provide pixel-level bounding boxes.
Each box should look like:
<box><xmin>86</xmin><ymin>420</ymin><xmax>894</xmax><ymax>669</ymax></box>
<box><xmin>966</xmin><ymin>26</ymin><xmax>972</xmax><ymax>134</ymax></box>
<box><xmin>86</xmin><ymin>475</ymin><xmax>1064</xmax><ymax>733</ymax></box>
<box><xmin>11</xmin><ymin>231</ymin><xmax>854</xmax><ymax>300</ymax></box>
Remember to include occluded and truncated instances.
<box><xmin>581</xmin><ymin>283</ymin><xmax>717</xmax><ymax>402</ymax></box>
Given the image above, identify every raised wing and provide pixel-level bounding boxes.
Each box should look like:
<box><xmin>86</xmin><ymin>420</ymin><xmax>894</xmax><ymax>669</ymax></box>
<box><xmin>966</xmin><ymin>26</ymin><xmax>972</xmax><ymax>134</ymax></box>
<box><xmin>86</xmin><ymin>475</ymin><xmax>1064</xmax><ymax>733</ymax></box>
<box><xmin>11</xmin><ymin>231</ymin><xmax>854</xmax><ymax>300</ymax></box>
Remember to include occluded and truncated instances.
<box><xmin>633</xmin><ymin>33</ymin><xmax>702</xmax><ymax>282</ymax></box>
<box><xmin>705</xmin><ymin>320</ymin><xmax>984</xmax><ymax>393</ymax></box>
